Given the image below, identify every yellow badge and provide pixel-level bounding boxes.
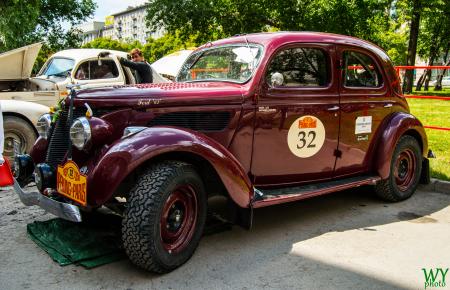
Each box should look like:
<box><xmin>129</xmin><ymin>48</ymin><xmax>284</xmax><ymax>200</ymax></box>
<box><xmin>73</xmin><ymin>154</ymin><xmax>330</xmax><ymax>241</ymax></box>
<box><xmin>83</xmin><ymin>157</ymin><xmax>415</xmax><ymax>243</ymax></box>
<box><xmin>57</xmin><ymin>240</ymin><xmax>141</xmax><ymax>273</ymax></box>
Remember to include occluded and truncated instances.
<box><xmin>57</xmin><ymin>160</ymin><xmax>87</xmax><ymax>206</ymax></box>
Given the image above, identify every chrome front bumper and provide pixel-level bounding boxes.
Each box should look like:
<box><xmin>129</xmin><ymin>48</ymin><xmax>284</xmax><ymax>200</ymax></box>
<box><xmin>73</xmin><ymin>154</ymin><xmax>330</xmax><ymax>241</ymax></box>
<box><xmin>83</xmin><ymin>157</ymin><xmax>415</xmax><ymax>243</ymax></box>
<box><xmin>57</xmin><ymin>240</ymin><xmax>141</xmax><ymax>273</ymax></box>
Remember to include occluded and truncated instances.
<box><xmin>13</xmin><ymin>179</ymin><xmax>82</xmax><ymax>222</ymax></box>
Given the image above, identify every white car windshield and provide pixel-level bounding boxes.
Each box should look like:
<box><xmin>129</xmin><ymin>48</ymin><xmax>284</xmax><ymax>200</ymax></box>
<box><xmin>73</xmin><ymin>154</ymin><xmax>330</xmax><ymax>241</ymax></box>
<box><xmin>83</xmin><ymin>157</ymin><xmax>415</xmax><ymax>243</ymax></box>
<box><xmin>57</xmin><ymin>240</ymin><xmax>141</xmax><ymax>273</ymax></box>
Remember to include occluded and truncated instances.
<box><xmin>177</xmin><ymin>44</ymin><xmax>263</xmax><ymax>83</ymax></box>
<box><xmin>38</xmin><ymin>57</ymin><xmax>75</xmax><ymax>77</ymax></box>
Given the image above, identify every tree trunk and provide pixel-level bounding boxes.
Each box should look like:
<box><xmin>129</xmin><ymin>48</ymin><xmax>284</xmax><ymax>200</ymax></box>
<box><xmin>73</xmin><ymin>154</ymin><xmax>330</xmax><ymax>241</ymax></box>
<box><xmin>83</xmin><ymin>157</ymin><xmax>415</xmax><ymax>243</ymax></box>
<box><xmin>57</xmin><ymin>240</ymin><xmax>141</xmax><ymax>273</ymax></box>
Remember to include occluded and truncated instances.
<box><xmin>415</xmin><ymin>71</ymin><xmax>426</xmax><ymax>91</ymax></box>
<box><xmin>403</xmin><ymin>0</ymin><xmax>422</xmax><ymax>94</ymax></box>
<box><xmin>435</xmin><ymin>44</ymin><xmax>450</xmax><ymax>91</ymax></box>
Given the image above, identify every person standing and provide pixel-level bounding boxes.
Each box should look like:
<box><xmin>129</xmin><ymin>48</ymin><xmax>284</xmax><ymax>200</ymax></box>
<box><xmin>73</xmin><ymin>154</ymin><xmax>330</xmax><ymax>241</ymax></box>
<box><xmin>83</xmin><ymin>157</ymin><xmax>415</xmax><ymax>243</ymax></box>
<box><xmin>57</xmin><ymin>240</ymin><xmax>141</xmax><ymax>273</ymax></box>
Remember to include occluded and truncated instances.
<box><xmin>119</xmin><ymin>48</ymin><xmax>153</xmax><ymax>84</ymax></box>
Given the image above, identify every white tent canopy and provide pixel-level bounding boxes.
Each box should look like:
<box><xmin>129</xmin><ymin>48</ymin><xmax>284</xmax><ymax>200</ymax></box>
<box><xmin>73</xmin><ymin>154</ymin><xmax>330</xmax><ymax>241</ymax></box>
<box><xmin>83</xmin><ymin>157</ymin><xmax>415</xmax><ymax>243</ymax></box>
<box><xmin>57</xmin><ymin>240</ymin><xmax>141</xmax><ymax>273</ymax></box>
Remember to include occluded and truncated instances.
<box><xmin>151</xmin><ymin>50</ymin><xmax>194</xmax><ymax>78</ymax></box>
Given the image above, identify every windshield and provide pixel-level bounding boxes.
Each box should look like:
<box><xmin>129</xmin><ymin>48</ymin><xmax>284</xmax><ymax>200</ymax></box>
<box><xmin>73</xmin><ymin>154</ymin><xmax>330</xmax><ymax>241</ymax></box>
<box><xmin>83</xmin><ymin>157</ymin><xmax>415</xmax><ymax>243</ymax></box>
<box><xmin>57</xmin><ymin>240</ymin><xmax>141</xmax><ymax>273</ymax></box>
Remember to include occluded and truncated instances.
<box><xmin>38</xmin><ymin>57</ymin><xmax>75</xmax><ymax>77</ymax></box>
<box><xmin>177</xmin><ymin>44</ymin><xmax>263</xmax><ymax>83</ymax></box>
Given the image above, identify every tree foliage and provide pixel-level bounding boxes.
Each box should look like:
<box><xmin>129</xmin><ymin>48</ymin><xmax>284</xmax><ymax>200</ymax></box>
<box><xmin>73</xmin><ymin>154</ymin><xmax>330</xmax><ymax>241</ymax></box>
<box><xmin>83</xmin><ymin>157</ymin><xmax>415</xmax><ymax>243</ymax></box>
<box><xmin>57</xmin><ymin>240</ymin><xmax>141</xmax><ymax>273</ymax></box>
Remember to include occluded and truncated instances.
<box><xmin>83</xmin><ymin>33</ymin><xmax>199</xmax><ymax>64</ymax></box>
<box><xmin>0</xmin><ymin>0</ymin><xmax>96</xmax><ymax>52</ymax></box>
<box><xmin>146</xmin><ymin>0</ymin><xmax>393</xmax><ymax>46</ymax></box>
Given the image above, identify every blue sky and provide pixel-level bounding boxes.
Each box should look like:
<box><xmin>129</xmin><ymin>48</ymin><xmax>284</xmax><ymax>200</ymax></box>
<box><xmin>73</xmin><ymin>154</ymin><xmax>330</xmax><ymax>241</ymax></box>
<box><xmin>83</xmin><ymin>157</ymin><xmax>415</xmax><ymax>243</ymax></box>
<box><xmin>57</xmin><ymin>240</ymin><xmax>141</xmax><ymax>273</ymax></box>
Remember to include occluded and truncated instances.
<box><xmin>89</xmin><ymin>0</ymin><xmax>148</xmax><ymax>22</ymax></box>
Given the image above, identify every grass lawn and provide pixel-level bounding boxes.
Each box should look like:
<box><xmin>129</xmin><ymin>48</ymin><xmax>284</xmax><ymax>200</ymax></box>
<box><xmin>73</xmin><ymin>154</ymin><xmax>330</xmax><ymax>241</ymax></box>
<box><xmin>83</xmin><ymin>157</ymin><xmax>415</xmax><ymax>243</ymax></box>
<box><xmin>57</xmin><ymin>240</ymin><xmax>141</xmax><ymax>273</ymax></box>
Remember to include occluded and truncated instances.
<box><xmin>411</xmin><ymin>87</ymin><xmax>450</xmax><ymax>97</ymax></box>
<box><xmin>407</xmin><ymin>98</ymin><xmax>450</xmax><ymax>181</ymax></box>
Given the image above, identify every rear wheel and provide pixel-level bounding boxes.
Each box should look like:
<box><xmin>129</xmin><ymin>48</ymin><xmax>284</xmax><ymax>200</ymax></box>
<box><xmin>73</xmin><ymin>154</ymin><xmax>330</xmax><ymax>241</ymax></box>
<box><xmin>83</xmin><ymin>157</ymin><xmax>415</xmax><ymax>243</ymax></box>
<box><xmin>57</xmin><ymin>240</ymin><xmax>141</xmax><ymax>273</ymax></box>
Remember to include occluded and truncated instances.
<box><xmin>3</xmin><ymin>116</ymin><xmax>37</xmax><ymax>161</ymax></box>
<box><xmin>375</xmin><ymin>135</ymin><xmax>422</xmax><ymax>201</ymax></box>
<box><xmin>122</xmin><ymin>161</ymin><xmax>207</xmax><ymax>273</ymax></box>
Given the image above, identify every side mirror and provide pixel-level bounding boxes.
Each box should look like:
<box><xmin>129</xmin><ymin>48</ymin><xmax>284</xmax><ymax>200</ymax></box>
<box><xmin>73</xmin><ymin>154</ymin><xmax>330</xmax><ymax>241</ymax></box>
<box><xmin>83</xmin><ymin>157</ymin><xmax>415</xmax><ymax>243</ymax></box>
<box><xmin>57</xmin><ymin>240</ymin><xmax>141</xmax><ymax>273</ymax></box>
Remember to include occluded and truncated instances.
<box><xmin>270</xmin><ymin>72</ymin><xmax>284</xmax><ymax>87</ymax></box>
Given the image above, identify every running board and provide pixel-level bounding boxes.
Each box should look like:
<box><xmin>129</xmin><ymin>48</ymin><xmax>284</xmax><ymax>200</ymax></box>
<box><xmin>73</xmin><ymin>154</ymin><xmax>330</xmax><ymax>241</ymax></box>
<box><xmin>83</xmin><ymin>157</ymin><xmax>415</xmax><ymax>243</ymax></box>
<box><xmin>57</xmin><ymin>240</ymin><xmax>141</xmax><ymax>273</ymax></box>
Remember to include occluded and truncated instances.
<box><xmin>252</xmin><ymin>175</ymin><xmax>381</xmax><ymax>208</ymax></box>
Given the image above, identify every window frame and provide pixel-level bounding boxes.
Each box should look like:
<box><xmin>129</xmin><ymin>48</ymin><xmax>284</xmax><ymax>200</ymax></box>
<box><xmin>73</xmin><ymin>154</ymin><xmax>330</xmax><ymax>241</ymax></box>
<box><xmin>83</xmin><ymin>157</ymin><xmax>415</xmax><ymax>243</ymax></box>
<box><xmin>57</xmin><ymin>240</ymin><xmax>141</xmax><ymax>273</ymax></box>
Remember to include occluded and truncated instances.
<box><xmin>73</xmin><ymin>58</ymin><xmax>121</xmax><ymax>81</ymax></box>
<box><xmin>264</xmin><ymin>43</ymin><xmax>333</xmax><ymax>90</ymax></box>
<box><xmin>341</xmin><ymin>49</ymin><xmax>385</xmax><ymax>90</ymax></box>
<box><xmin>37</xmin><ymin>57</ymin><xmax>75</xmax><ymax>77</ymax></box>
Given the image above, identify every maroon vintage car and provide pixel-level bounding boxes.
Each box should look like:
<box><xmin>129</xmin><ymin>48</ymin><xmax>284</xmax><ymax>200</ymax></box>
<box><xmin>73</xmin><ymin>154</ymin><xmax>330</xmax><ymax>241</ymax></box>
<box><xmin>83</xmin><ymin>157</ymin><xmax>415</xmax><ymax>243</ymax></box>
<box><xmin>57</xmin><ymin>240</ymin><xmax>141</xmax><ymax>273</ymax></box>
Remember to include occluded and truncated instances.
<box><xmin>13</xmin><ymin>32</ymin><xmax>432</xmax><ymax>273</ymax></box>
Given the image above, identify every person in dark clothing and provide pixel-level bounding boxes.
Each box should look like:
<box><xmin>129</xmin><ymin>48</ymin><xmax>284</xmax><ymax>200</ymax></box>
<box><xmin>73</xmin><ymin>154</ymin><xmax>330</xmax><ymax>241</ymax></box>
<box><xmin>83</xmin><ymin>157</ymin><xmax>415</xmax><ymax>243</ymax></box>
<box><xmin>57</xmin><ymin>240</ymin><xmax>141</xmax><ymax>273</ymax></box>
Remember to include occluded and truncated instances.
<box><xmin>97</xmin><ymin>49</ymin><xmax>153</xmax><ymax>84</ymax></box>
<box><xmin>119</xmin><ymin>48</ymin><xmax>153</xmax><ymax>84</ymax></box>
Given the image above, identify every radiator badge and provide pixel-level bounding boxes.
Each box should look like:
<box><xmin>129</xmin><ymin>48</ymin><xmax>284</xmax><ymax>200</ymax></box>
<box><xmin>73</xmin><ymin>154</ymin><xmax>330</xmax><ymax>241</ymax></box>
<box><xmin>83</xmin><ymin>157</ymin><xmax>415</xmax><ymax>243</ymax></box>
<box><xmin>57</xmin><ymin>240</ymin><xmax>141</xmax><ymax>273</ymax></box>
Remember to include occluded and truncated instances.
<box><xmin>287</xmin><ymin>115</ymin><xmax>325</xmax><ymax>158</ymax></box>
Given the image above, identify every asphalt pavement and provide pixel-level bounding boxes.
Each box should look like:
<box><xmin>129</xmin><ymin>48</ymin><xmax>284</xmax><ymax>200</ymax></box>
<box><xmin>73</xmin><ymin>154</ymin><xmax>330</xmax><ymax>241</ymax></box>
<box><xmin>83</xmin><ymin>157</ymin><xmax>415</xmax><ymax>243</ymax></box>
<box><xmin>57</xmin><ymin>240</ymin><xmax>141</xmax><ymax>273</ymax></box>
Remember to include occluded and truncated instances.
<box><xmin>0</xmin><ymin>185</ymin><xmax>449</xmax><ymax>290</ymax></box>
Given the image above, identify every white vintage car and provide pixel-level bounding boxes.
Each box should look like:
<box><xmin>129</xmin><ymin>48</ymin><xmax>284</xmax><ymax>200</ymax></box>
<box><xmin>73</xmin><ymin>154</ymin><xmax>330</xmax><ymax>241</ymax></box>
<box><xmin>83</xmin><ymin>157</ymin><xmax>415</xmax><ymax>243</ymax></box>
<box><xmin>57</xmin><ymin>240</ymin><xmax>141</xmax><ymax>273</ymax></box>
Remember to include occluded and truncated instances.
<box><xmin>0</xmin><ymin>43</ymin><xmax>169</xmax><ymax>158</ymax></box>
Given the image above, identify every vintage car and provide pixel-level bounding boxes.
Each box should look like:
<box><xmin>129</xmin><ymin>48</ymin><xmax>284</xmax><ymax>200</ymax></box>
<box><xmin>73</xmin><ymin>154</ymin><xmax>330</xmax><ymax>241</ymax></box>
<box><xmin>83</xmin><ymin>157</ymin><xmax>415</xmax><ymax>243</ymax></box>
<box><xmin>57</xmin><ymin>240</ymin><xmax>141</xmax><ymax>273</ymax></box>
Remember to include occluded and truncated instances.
<box><xmin>13</xmin><ymin>32</ymin><xmax>432</xmax><ymax>273</ymax></box>
<box><xmin>1</xmin><ymin>100</ymin><xmax>49</xmax><ymax>159</ymax></box>
<box><xmin>0</xmin><ymin>44</ymin><xmax>169</xmax><ymax>159</ymax></box>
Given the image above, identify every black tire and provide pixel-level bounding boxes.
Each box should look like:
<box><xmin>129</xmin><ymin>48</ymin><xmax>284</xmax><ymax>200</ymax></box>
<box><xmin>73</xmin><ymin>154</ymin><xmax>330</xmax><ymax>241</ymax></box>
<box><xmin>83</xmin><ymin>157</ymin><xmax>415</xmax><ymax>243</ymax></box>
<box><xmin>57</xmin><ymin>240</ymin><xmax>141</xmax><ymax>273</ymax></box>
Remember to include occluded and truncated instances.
<box><xmin>375</xmin><ymin>135</ymin><xmax>422</xmax><ymax>202</ymax></box>
<box><xmin>122</xmin><ymin>161</ymin><xmax>207</xmax><ymax>273</ymax></box>
<box><xmin>3</xmin><ymin>116</ymin><xmax>37</xmax><ymax>161</ymax></box>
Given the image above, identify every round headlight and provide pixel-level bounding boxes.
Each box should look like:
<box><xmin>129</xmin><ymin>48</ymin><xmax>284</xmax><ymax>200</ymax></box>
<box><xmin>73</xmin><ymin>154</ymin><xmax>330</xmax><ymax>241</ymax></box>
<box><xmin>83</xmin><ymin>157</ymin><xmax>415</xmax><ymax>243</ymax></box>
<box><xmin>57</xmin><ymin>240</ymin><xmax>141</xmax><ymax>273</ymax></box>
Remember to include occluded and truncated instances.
<box><xmin>70</xmin><ymin>117</ymin><xmax>91</xmax><ymax>150</ymax></box>
<box><xmin>36</xmin><ymin>114</ymin><xmax>52</xmax><ymax>139</ymax></box>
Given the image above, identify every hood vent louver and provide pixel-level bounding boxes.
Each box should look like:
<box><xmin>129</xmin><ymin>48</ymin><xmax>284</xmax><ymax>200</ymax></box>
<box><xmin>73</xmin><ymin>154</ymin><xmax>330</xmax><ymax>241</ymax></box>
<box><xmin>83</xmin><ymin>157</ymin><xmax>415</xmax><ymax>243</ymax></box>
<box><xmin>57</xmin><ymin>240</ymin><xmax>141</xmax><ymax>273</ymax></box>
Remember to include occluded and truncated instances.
<box><xmin>148</xmin><ymin>111</ymin><xmax>231</xmax><ymax>132</ymax></box>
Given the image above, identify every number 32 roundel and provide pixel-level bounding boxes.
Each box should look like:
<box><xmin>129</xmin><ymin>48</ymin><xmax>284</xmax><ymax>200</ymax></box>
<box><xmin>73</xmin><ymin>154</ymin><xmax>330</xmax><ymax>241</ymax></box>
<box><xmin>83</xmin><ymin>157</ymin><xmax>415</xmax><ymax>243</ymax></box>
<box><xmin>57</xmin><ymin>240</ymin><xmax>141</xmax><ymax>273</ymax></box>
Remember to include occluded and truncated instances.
<box><xmin>287</xmin><ymin>115</ymin><xmax>326</xmax><ymax>158</ymax></box>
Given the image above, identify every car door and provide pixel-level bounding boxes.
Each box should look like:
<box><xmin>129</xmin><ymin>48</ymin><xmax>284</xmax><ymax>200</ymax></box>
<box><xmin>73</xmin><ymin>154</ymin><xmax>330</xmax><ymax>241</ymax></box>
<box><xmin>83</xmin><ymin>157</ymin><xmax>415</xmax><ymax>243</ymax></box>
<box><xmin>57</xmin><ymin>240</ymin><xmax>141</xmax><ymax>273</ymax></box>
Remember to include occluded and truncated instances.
<box><xmin>334</xmin><ymin>46</ymin><xmax>392</xmax><ymax>177</ymax></box>
<box><xmin>251</xmin><ymin>44</ymin><xmax>340</xmax><ymax>186</ymax></box>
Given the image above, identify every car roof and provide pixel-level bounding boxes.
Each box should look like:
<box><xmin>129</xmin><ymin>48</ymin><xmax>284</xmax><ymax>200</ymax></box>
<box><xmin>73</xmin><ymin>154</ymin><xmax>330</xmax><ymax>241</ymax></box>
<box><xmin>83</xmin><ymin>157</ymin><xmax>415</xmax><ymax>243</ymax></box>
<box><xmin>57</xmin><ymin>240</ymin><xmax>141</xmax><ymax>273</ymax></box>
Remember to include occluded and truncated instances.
<box><xmin>50</xmin><ymin>49</ymin><xmax>128</xmax><ymax>63</ymax></box>
<box><xmin>196</xmin><ymin>31</ymin><xmax>390</xmax><ymax>61</ymax></box>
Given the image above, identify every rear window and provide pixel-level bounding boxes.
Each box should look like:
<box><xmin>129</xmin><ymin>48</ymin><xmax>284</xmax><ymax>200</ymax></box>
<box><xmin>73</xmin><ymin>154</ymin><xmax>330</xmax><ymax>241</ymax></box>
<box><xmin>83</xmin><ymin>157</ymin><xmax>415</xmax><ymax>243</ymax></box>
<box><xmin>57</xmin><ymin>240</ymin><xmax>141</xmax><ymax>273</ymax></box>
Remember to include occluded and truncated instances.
<box><xmin>343</xmin><ymin>51</ymin><xmax>383</xmax><ymax>88</ymax></box>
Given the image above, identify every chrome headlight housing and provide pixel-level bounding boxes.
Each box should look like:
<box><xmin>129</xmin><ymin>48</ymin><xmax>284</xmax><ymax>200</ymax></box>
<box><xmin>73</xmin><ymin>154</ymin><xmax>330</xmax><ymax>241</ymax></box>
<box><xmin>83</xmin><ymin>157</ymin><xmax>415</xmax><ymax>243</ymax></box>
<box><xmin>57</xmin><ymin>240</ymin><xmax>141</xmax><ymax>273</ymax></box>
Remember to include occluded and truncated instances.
<box><xmin>70</xmin><ymin>117</ymin><xmax>91</xmax><ymax>150</ymax></box>
<box><xmin>36</xmin><ymin>114</ymin><xmax>52</xmax><ymax>139</ymax></box>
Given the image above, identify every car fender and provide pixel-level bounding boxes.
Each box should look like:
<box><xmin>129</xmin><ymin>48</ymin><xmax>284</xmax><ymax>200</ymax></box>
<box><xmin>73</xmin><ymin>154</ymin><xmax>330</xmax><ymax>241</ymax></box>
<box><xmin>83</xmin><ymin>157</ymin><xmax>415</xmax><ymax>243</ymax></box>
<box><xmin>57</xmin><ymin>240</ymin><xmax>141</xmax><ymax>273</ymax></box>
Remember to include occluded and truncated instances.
<box><xmin>1</xmin><ymin>100</ymin><xmax>49</xmax><ymax>128</ymax></box>
<box><xmin>375</xmin><ymin>112</ymin><xmax>428</xmax><ymax>179</ymax></box>
<box><xmin>87</xmin><ymin>127</ymin><xmax>253</xmax><ymax>208</ymax></box>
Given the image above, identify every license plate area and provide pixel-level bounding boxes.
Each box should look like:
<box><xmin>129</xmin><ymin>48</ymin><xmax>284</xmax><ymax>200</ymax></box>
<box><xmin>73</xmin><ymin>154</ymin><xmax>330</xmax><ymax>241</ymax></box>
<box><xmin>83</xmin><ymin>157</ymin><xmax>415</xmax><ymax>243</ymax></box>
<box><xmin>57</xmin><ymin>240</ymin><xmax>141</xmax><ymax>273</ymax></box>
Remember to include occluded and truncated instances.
<box><xmin>56</xmin><ymin>160</ymin><xmax>87</xmax><ymax>206</ymax></box>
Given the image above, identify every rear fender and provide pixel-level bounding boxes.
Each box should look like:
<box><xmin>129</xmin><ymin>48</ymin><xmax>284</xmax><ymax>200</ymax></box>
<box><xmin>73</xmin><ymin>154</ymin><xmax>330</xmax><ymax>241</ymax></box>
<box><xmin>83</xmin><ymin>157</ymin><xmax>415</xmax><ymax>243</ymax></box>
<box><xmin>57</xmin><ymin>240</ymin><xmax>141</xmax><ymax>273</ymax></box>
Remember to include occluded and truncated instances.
<box><xmin>87</xmin><ymin>127</ymin><xmax>253</xmax><ymax>208</ymax></box>
<box><xmin>375</xmin><ymin>112</ymin><xmax>428</xmax><ymax>179</ymax></box>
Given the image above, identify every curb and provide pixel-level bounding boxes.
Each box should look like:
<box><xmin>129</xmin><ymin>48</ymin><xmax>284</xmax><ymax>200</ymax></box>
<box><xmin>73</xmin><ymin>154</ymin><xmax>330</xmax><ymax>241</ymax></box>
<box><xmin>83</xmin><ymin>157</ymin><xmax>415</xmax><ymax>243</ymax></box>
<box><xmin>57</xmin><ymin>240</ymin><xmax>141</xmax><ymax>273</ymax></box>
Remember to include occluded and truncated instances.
<box><xmin>419</xmin><ymin>178</ymin><xmax>450</xmax><ymax>195</ymax></box>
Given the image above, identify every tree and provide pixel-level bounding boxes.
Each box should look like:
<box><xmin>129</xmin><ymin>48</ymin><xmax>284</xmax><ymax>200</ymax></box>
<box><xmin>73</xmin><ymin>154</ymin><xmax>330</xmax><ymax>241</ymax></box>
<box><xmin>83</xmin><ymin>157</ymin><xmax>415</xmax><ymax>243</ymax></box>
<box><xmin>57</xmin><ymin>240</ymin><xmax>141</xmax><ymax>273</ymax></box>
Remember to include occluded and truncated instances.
<box><xmin>82</xmin><ymin>37</ymin><xmax>141</xmax><ymax>52</ymax></box>
<box><xmin>83</xmin><ymin>33</ymin><xmax>200</xmax><ymax>64</ymax></box>
<box><xmin>143</xmin><ymin>32</ymin><xmax>199</xmax><ymax>63</ymax></box>
<box><xmin>0</xmin><ymin>0</ymin><xmax>96</xmax><ymax>52</ymax></box>
<box><xmin>415</xmin><ymin>1</ymin><xmax>450</xmax><ymax>91</ymax></box>
<box><xmin>146</xmin><ymin>0</ymin><xmax>394</xmax><ymax>45</ymax></box>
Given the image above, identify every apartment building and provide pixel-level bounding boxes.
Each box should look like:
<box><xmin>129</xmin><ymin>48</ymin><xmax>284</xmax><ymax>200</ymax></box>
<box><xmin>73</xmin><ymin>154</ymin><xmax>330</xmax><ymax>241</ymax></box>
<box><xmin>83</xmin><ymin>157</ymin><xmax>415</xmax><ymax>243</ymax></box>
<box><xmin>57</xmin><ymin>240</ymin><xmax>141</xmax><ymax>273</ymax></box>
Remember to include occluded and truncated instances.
<box><xmin>78</xmin><ymin>4</ymin><xmax>163</xmax><ymax>45</ymax></box>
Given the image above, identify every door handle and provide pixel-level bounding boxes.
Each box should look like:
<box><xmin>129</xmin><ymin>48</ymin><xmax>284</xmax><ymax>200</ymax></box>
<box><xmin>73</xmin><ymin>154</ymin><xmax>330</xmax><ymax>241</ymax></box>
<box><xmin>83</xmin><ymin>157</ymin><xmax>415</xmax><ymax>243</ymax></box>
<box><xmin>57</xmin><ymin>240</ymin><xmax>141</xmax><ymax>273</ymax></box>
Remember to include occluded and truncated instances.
<box><xmin>327</xmin><ymin>106</ymin><xmax>340</xmax><ymax>111</ymax></box>
<box><xmin>384</xmin><ymin>103</ymin><xmax>393</xmax><ymax>108</ymax></box>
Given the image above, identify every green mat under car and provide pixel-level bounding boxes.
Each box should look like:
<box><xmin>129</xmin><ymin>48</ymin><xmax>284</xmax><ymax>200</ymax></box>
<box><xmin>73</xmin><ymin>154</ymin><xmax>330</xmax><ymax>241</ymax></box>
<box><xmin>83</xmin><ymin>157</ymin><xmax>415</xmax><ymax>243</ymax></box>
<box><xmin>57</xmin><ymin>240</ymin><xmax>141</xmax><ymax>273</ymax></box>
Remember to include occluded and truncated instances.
<box><xmin>27</xmin><ymin>214</ymin><xmax>126</xmax><ymax>268</ymax></box>
<box><xmin>27</xmin><ymin>212</ymin><xmax>231</xmax><ymax>269</ymax></box>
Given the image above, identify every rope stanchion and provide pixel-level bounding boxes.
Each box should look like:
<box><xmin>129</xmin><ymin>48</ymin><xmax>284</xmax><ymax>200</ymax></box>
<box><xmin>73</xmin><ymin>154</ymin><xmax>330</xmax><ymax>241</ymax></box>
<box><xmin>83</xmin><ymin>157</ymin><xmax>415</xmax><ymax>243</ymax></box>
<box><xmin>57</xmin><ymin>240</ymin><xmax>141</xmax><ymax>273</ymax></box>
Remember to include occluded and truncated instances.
<box><xmin>395</xmin><ymin>66</ymin><xmax>450</xmax><ymax>131</ymax></box>
<box><xmin>424</xmin><ymin>126</ymin><xmax>450</xmax><ymax>131</ymax></box>
<box><xmin>405</xmin><ymin>95</ymin><xmax>450</xmax><ymax>101</ymax></box>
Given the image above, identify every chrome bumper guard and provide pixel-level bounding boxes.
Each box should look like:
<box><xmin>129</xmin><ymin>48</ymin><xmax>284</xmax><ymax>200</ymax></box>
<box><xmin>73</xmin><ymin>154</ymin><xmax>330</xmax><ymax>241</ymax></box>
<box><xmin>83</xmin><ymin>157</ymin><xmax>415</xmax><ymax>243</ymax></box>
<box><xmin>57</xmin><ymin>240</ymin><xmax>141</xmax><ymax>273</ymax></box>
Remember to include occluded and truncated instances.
<box><xmin>13</xmin><ymin>179</ymin><xmax>82</xmax><ymax>222</ymax></box>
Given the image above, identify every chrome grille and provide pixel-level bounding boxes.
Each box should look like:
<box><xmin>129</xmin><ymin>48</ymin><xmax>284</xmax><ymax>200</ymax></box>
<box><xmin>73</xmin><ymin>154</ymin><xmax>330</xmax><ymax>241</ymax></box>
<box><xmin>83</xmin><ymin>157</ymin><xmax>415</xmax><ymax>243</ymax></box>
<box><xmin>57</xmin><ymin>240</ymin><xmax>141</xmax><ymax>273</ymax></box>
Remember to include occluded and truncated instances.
<box><xmin>45</xmin><ymin>107</ymin><xmax>85</xmax><ymax>168</ymax></box>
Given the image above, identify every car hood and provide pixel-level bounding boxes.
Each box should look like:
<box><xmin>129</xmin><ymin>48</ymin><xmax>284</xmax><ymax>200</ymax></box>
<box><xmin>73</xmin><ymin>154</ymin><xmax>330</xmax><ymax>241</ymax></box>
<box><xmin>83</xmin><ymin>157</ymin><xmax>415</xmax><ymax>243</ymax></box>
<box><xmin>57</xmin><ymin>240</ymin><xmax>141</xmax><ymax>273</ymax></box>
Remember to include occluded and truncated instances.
<box><xmin>73</xmin><ymin>82</ymin><xmax>247</xmax><ymax>108</ymax></box>
<box><xmin>0</xmin><ymin>43</ymin><xmax>42</xmax><ymax>80</ymax></box>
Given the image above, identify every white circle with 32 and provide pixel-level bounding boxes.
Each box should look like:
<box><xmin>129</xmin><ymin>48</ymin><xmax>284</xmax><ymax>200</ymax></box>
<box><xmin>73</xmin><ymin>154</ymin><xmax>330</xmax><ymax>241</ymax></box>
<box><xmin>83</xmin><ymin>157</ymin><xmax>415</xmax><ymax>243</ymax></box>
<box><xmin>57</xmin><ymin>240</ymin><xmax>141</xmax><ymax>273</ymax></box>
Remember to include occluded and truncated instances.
<box><xmin>287</xmin><ymin>115</ymin><xmax>326</xmax><ymax>158</ymax></box>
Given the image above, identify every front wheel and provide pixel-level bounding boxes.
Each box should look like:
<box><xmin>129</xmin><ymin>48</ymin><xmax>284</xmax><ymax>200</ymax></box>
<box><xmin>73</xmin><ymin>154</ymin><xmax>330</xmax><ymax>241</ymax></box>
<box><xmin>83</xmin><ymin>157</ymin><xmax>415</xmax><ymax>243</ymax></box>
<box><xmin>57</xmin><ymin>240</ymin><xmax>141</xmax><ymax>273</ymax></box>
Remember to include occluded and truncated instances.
<box><xmin>3</xmin><ymin>116</ymin><xmax>37</xmax><ymax>161</ymax></box>
<box><xmin>375</xmin><ymin>135</ymin><xmax>422</xmax><ymax>202</ymax></box>
<box><xmin>122</xmin><ymin>161</ymin><xmax>207</xmax><ymax>273</ymax></box>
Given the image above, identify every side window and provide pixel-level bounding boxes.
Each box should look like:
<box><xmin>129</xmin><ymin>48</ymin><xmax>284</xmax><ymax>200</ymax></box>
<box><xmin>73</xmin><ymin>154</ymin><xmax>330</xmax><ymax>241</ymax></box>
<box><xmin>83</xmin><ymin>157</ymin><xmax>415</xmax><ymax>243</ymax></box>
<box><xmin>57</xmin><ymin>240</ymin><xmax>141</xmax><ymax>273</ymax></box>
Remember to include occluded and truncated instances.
<box><xmin>266</xmin><ymin>47</ymin><xmax>329</xmax><ymax>87</ymax></box>
<box><xmin>343</xmin><ymin>51</ymin><xmax>383</xmax><ymax>87</ymax></box>
<box><xmin>74</xmin><ymin>59</ymin><xmax>119</xmax><ymax>80</ymax></box>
